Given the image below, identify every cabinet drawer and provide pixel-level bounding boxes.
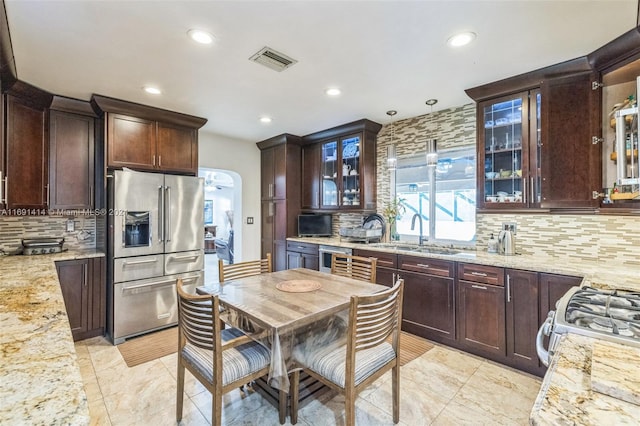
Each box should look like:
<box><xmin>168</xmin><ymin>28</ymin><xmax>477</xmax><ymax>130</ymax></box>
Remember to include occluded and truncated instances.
<box><xmin>399</xmin><ymin>255</ymin><xmax>454</xmax><ymax>278</ymax></box>
<box><xmin>458</xmin><ymin>263</ymin><xmax>504</xmax><ymax>286</ymax></box>
<box><xmin>353</xmin><ymin>249</ymin><xmax>397</xmax><ymax>269</ymax></box>
<box><xmin>286</xmin><ymin>241</ymin><xmax>319</xmax><ymax>255</ymax></box>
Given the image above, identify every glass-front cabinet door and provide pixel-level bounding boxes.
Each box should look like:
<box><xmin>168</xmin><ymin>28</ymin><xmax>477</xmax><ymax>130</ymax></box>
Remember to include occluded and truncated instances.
<box><xmin>321</xmin><ymin>140</ymin><xmax>339</xmax><ymax>207</ymax></box>
<box><xmin>340</xmin><ymin>135</ymin><xmax>361</xmax><ymax>208</ymax></box>
<box><xmin>320</xmin><ymin>134</ymin><xmax>362</xmax><ymax>209</ymax></box>
<box><xmin>479</xmin><ymin>91</ymin><xmax>540</xmax><ymax>209</ymax></box>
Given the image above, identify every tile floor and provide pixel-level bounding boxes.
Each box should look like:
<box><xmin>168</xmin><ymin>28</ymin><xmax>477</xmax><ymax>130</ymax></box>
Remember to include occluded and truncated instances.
<box><xmin>75</xmin><ymin>335</ymin><xmax>542</xmax><ymax>426</ymax></box>
<box><xmin>76</xmin><ymin>253</ymin><xmax>542</xmax><ymax>425</ymax></box>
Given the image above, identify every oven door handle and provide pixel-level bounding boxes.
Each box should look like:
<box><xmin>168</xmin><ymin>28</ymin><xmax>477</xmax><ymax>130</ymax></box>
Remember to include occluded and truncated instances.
<box><xmin>536</xmin><ymin>313</ymin><xmax>554</xmax><ymax>367</ymax></box>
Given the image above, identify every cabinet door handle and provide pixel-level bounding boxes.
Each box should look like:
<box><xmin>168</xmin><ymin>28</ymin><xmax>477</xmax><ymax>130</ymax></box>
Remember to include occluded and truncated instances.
<box><xmin>268</xmin><ymin>201</ymin><xmax>274</xmax><ymax>217</ymax></box>
<box><xmin>530</xmin><ymin>177</ymin><xmax>535</xmax><ymax>203</ymax></box>
<box><xmin>268</xmin><ymin>183</ymin><xmax>274</xmax><ymax>198</ymax></box>
<box><xmin>417</xmin><ymin>263</ymin><xmax>430</xmax><ymax>268</ymax></box>
<box><xmin>45</xmin><ymin>184</ymin><xmax>49</xmax><ymax>206</ymax></box>
<box><xmin>153</xmin><ymin>155</ymin><xmax>156</xmax><ymax>166</ymax></box>
<box><xmin>471</xmin><ymin>271</ymin><xmax>487</xmax><ymax>277</ymax></box>
<box><xmin>158</xmin><ymin>155</ymin><xmax>162</xmax><ymax>167</ymax></box>
<box><xmin>3</xmin><ymin>176</ymin><xmax>7</xmax><ymax>205</ymax></box>
<box><xmin>83</xmin><ymin>263</ymin><xmax>88</xmax><ymax>287</ymax></box>
<box><xmin>506</xmin><ymin>274</ymin><xmax>511</xmax><ymax>302</ymax></box>
<box><xmin>338</xmin><ymin>190</ymin><xmax>342</xmax><ymax>206</ymax></box>
<box><xmin>89</xmin><ymin>185</ymin><xmax>93</xmax><ymax>209</ymax></box>
<box><xmin>392</xmin><ymin>272</ymin><xmax>396</xmax><ymax>285</ymax></box>
<box><xmin>472</xmin><ymin>284</ymin><xmax>487</xmax><ymax>290</ymax></box>
<box><xmin>522</xmin><ymin>178</ymin><xmax>527</xmax><ymax>204</ymax></box>
<box><xmin>0</xmin><ymin>171</ymin><xmax>3</xmax><ymax>204</ymax></box>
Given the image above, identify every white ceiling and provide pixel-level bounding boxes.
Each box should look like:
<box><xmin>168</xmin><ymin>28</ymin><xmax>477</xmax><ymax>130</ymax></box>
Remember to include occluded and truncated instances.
<box><xmin>5</xmin><ymin>1</ymin><xmax>639</xmax><ymax>143</ymax></box>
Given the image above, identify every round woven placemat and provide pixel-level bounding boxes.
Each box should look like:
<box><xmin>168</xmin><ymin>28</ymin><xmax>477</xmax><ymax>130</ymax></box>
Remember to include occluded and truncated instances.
<box><xmin>275</xmin><ymin>280</ymin><xmax>322</xmax><ymax>293</ymax></box>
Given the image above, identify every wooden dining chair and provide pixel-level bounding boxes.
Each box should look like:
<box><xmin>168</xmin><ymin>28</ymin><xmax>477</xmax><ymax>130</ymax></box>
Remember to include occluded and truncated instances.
<box><xmin>218</xmin><ymin>253</ymin><xmax>272</xmax><ymax>282</ymax></box>
<box><xmin>330</xmin><ymin>252</ymin><xmax>378</xmax><ymax>283</ymax></box>
<box><xmin>290</xmin><ymin>279</ymin><xmax>405</xmax><ymax>425</ymax></box>
<box><xmin>175</xmin><ymin>278</ymin><xmax>272</xmax><ymax>426</ymax></box>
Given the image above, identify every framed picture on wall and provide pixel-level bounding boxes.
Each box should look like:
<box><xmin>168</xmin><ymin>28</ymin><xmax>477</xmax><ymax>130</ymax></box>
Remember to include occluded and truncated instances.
<box><xmin>204</xmin><ymin>200</ymin><xmax>213</xmax><ymax>225</ymax></box>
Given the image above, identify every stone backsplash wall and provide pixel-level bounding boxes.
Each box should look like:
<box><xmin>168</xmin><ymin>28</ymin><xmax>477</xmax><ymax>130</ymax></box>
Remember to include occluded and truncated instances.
<box><xmin>477</xmin><ymin>214</ymin><xmax>640</xmax><ymax>267</ymax></box>
<box><xmin>0</xmin><ymin>216</ymin><xmax>96</xmax><ymax>253</ymax></box>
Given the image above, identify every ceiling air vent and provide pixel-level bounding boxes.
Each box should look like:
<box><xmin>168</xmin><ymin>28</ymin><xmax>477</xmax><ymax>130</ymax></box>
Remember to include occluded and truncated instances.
<box><xmin>249</xmin><ymin>46</ymin><xmax>297</xmax><ymax>72</ymax></box>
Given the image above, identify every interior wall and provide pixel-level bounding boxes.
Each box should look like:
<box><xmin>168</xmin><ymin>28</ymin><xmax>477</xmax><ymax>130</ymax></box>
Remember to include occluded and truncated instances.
<box><xmin>198</xmin><ymin>131</ymin><xmax>261</xmax><ymax>262</ymax></box>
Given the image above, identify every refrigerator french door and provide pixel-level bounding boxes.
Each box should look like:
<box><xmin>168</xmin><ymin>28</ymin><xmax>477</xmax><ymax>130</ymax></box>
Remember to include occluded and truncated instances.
<box><xmin>109</xmin><ymin>169</ymin><xmax>204</xmax><ymax>344</ymax></box>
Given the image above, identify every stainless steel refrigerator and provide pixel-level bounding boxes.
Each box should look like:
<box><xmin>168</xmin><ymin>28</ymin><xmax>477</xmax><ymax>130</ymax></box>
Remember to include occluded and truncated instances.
<box><xmin>106</xmin><ymin>169</ymin><xmax>204</xmax><ymax>344</ymax></box>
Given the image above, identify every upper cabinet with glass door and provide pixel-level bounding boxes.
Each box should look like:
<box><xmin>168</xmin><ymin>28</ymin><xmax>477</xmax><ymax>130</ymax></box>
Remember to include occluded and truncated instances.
<box><xmin>479</xmin><ymin>91</ymin><xmax>540</xmax><ymax>209</ymax></box>
<box><xmin>302</xmin><ymin>119</ymin><xmax>381</xmax><ymax>212</ymax></box>
<box><xmin>468</xmin><ymin>59</ymin><xmax>602</xmax><ymax>211</ymax></box>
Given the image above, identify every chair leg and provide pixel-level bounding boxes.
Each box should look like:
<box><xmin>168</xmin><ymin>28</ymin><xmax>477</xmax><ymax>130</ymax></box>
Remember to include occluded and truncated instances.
<box><xmin>213</xmin><ymin>390</ymin><xmax>223</xmax><ymax>426</ymax></box>
<box><xmin>176</xmin><ymin>358</ymin><xmax>185</xmax><ymax>422</ymax></box>
<box><xmin>290</xmin><ymin>370</ymin><xmax>300</xmax><ymax>425</ymax></box>
<box><xmin>392</xmin><ymin>364</ymin><xmax>399</xmax><ymax>424</ymax></box>
<box><xmin>345</xmin><ymin>386</ymin><xmax>355</xmax><ymax>426</ymax></box>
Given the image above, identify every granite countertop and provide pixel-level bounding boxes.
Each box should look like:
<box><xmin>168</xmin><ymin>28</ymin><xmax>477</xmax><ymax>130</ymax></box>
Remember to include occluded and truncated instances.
<box><xmin>530</xmin><ymin>333</ymin><xmax>640</xmax><ymax>425</ymax></box>
<box><xmin>0</xmin><ymin>249</ymin><xmax>105</xmax><ymax>425</ymax></box>
<box><xmin>287</xmin><ymin>237</ymin><xmax>640</xmax><ymax>292</ymax></box>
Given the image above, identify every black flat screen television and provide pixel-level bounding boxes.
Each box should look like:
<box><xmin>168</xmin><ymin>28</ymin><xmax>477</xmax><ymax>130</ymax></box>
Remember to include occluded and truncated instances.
<box><xmin>298</xmin><ymin>214</ymin><xmax>332</xmax><ymax>237</ymax></box>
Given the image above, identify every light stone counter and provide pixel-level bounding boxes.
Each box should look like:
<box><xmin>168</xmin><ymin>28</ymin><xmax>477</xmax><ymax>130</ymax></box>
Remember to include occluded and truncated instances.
<box><xmin>530</xmin><ymin>333</ymin><xmax>640</xmax><ymax>425</ymax></box>
<box><xmin>288</xmin><ymin>237</ymin><xmax>640</xmax><ymax>292</ymax></box>
<box><xmin>1</xmin><ymin>249</ymin><xmax>104</xmax><ymax>425</ymax></box>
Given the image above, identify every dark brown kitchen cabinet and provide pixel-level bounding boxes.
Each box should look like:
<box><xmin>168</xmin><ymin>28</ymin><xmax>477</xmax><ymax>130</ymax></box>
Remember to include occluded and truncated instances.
<box><xmin>286</xmin><ymin>240</ymin><xmax>319</xmax><ymax>270</ymax></box>
<box><xmin>156</xmin><ymin>123</ymin><xmax>198</xmax><ymax>173</ymax></box>
<box><xmin>91</xmin><ymin>95</ymin><xmax>206</xmax><ymax>175</ymax></box>
<box><xmin>468</xmin><ymin>61</ymin><xmax>602</xmax><ymax>210</ymax></box>
<box><xmin>301</xmin><ymin>142</ymin><xmax>321</xmax><ymax>209</ymax></box>
<box><xmin>301</xmin><ymin>119</ymin><xmax>381</xmax><ymax>212</ymax></box>
<box><xmin>258</xmin><ymin>134</ymin><xmax>302</xmax><ymax>271</ymax></box>
<box><xmin>505</xmin><ymin>269</ymin><xmax>540</xmax><ymax>374</ymax></box>
<box><xmin>56</xmin><ymin>257</ymin><xmax>106</xmax><ymax>341</ymax></box>
<box><xmin>457</xmin><ymin>263</ymin><xmax>505</xmax><ymax>358</ymax></box>
<box><xmin>49</xmin><ymin>97</ymin><xmax>97</xmax><ymax>210</ymax></box>
<box><xmin>3</xmin><ymin>92</ymin><xmax>49</xmax><ymax>210</ymax></box>
<box><xmin>399</xmin><ymin>255</ymin><xmax>456</xmax><ymax>343</ymax></box>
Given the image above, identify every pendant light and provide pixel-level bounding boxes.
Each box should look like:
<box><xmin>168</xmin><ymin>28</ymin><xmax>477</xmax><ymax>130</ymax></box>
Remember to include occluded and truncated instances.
<box><xmin>386</xmin><ymin>110</ymin><xmax>398</xmax><ymax>170</ymax></box>
<box><xmin>425</xmin><ymin>99</ymin><xmax>438</xmax><ymax>168</ymax></box>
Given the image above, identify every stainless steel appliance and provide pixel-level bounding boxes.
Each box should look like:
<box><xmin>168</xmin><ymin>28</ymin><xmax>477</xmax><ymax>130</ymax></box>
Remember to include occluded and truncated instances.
<box><xmin>107</xmin><ymin>169</ymin><xmax>204</xmax><ymax>344</ymax></box>
<box><xmin>498</xmin><ymin>227</ymin><xmax>516</xmax><ymax>256</ymax></box>
<box><xmin>21</xmin><ymin>237</ymin><xmax>65</xmax><ymax>255</ymax></box>
<box><xmin>318</xmin><ymin>244</ymin><xmax>352</xmax><ymax>273</ymax></box>
<box><xmin>536</xmin><ymin>286</ymin><xmax>640</xmax><ymax>366</ymax></box>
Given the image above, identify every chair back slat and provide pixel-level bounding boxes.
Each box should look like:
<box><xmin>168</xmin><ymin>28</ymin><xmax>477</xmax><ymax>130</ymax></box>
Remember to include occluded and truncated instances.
<box><xmin>219</xmin><ymin>253</ymin><xmax>272</xmax><ymax>282</ymax></box>
<box><xmin>349</xmin><ymin>279</ymin><xmax>404</xmax><ymax>353</ymax></box>
<box><xmin>177</xmin><ymin>279</ymin><xmax>220</xmax><ymax>354</ymax></box>
<box><xmin>330</xmin><ymin>253</ymin><xmax>377</xmax><ymax>283</ymax></box>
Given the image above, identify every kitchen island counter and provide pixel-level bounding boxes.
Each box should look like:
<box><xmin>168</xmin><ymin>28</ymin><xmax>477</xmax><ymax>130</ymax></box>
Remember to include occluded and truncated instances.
<box><xmin>530</xmin><ymin>333</ymin><xmax>640</xmax><ymax>425</ymax></box>
<box><xmin>287</xmin><ymin>237</ymin><xmax>639</xmax><ymax>292</ymax></box>
<box><xmin>0</xmin><ymin>249</ymin><xmax>104</xmax><ymax>425</ymax></box>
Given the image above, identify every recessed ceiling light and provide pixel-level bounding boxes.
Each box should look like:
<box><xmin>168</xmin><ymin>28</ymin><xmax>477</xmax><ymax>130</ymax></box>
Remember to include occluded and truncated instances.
<box><xmin>260</xmin><ymin>116</ymin><xmax>272</xmax><ymax>124</ymax></box>
<box><xmin>143</xmin><ymin>86</ymin><xmax>162</xmax><ymax>95</ymax></box>
<box><xmin>188</xmin><ymin>29</ymin><xmax>215</xmax><ymax>45</ymax></box>
<box><xmin>447</xmin><ymin>31</ymin><xmax>476</xmax><ymax>47</ymax></box>
<box><xmin>326</xmin><ymin>88</ymin><xmax>341</xmax><ymax>97</ymax></box>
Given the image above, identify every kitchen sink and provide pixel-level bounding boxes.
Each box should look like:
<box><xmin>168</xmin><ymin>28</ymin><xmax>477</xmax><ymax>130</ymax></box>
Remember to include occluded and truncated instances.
<box><xmin>369</xmin><ymin>243</ymin><xmax>465</xmax><ymax>256</ymax></box>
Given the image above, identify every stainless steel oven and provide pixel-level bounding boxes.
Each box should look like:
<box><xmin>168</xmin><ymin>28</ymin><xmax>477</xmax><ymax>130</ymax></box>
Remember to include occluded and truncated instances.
<box><xmin>318</xmin><ymin>245</ymin><xmax>352</xmax><ymax>273</ymax></box>
<box><xmin>536</xmin><ymin>286</ymin><xmax>640</xmax><ymax>366</ymax></box>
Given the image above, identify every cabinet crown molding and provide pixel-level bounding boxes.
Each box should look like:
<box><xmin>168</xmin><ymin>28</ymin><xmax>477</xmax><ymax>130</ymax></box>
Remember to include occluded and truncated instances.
<box><xmin>302</xmin><ymin>119</ymin><xmax>382</xmax><ymax>144</ymax></box>
<box><xmin>91</xmin><ymin>94</ymin><xmax>207</xmax><ymax>129</ymax></box>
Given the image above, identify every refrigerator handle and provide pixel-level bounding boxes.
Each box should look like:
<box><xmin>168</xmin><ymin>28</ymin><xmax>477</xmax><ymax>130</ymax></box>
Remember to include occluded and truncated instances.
<box><xmin>165</xmin><ymin>186</ymin><xmax>171</xmax><ymax>242</ymax></box>
<box><xmin>158</xmin><ymin>186</ymin><xmax>164</xmax><ymax>242</ymax></box>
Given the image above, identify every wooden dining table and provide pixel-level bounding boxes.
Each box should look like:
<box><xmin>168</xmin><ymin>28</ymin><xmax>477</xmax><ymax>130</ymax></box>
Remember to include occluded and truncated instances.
<box><xmin>197</xmin><ymin>268</ymin><xmax>389</xmax><ymax>392</ymax></box>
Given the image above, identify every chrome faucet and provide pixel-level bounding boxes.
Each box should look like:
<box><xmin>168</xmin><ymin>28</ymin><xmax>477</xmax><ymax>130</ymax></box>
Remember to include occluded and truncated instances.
<box><xmin>411</xmin><ymin>213</ymin><xmax>426</xmax><ymax>245</ymax></box>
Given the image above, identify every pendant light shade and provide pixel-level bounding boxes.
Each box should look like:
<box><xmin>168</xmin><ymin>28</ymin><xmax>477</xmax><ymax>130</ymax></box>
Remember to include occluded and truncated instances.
<box><xmin>386</xmin><ymin>110</ymin><xmax>398</xmax><ymax>170</ymax></box>
<box><xmin>425</xmin><ymin>99</ymin><xmax>438</xmax><ymax>168</ymax></box>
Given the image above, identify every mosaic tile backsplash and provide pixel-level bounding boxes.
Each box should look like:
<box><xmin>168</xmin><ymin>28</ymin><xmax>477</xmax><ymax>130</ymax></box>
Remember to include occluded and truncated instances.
<box><xmin>0</xmin><ymin>216</ymin><xmax>96</xmax><ymax>253</ymax></box>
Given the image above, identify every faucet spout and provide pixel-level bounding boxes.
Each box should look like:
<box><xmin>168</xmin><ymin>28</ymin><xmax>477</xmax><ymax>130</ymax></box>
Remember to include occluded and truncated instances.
<box><xmin>411</xmin><ymin>213</ymin><xmax>425</xmax><ymax>245</ymax></box>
